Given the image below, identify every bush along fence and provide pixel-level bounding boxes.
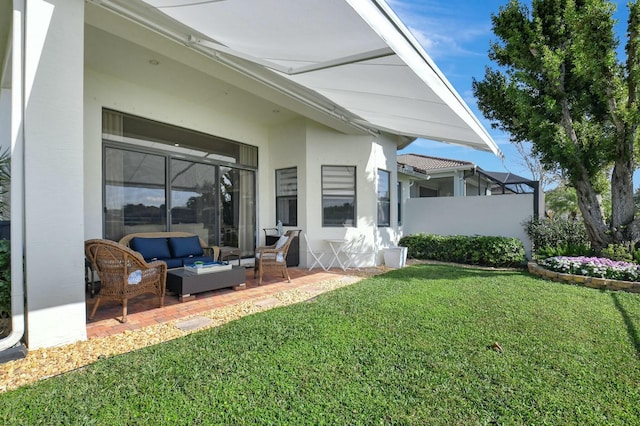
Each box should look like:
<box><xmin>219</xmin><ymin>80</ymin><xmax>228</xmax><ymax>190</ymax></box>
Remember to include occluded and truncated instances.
<box><xmin>524</xmin><ymin>217</ymin><xmax>592</xmax><ymax>260</ymax></box>
<box><xmin>398</xmin><ymin>234</ymin><xmax>526</xmax><ymax>267</ymax></box>
<box><xmin>528</xmin><ymin>259</ymin><xmax>640</xmax><ymax>293</ymax></box>
<box><xmin>0</xmin><ymin>239</ymin><xmax>9</xmax><ymax>338</ymax></box>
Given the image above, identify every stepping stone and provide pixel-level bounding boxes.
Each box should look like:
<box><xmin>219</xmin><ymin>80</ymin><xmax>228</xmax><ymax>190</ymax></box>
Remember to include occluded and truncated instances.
<box><xmin>254</xmin><ymin>297</ymin><xmax>280</xmax><ymax>308</ymax></box>
<box><xmin>175</xmin><ymin>316</ymin><xmax>213</xmax><ymax>331</ymax></box>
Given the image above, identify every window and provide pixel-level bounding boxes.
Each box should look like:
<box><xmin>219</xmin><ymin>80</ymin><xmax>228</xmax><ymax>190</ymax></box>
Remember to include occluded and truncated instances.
<box><xmin>419</xmin><ymin>186</ymin><xmax>438</xmax><ymax>197</ymax></box>
<box><xmin>377</xmin><ymin>169</ymin><xmax>390</xmax><ymax>227</ymax></box>
<box><xmin>322</xmin><ymin>165</ymin><xmax>356</xmax><ymax>227</ymax></box>
<box><xmin>276</xmin><ymin>167</ymin><xmax>297</xmax><ymax>226</ymax></box>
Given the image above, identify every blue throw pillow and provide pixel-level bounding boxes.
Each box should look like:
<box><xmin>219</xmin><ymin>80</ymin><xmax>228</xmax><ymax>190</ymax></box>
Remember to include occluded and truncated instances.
<box><xmin>169</xmin><ymin>236</ymin><xmax>204</xmax><ymax>258</ymax></box>
<box><xmin>130</xmin><ymin>237</ymin><xmax>171</xmax><ymax>260</ymax></box>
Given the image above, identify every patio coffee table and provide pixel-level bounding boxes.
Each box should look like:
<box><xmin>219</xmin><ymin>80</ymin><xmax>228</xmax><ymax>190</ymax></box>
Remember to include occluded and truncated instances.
<box><xmin>219</xmin><ymin>246</ymin><xmax>242</xmax><ymax>266</ymax></box>
<box><xmin>166</xmin><ymin>266</ymin><xmax>246</xmax><ymax>302</ymax></box>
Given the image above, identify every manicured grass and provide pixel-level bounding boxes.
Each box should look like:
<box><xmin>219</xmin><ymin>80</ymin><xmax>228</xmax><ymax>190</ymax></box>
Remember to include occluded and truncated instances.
<box><xmin>2</xmin><ymin>264</ymin><xmax>640</xmax><ymax>424</ymax></box>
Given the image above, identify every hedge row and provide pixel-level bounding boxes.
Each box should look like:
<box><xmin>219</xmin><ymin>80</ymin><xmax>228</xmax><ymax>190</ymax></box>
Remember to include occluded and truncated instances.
<box><xmin>398</xmin><ymin>233</ymin><xmax>526</xmax><ymax>267</ymax></box>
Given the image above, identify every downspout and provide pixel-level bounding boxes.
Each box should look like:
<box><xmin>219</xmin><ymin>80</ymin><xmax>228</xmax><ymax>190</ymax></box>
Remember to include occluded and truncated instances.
<box><xmin>0</xmin><ymin>1</ymin><xmax>27</xmax><ymax>360</ymax></box>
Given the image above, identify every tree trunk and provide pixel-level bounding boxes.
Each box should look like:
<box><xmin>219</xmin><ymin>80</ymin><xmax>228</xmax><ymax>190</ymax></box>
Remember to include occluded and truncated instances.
<box><xmin>611</xmin><ymin>1</ymin><xmax>640</xmax><ymax>243</ymax></box>
<box><xmin>573</xmin><ymin>177</ymin><xmax>611</xmax><ymax>251</ymax></box>
<box><xmin>610</xmin><ymin>141</ymin><xmax>635</xmax><ymax>242</ymax></box>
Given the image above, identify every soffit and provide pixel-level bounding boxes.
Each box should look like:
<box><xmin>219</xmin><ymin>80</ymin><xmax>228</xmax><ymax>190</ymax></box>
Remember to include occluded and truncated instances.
<box><xmin>96</xmin><ymin>0</ymin><xmax>502</xmax><ymax>156</ymax></box>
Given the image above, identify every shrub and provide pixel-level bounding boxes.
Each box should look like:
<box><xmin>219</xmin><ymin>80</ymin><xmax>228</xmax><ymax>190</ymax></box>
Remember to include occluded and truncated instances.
<box><xmin>399</xmin><ymin>233</ymin><xmax>526</xmax><ymax>267</ymax></box>
<box><xmin>0</xmin><ymin>239</ymin><xmax>10</xmax><ymax>337</ymax></box>
<box><xmin>600</xmin><ymin>243</ymin><xmax>634</xmax><ymax>262</ymax></box>
<box><xmin>525</xmin><ymin>217</ymin><xmax>591</xmax><ymax>259</ymax></box>
<box><xmin>598</xmin><ymin>242</ymin><xmax>640</xmax><ymax>263</ymax></box>
<box><xmin>535</xmin><ymin>243</ymin><xmax>594</xmax><ymax>259</ymax></box>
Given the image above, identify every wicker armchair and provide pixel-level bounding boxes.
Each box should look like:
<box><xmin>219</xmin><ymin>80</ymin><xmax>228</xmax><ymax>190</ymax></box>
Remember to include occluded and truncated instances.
<box><xmin>85</xmin><ymin>239</ymin><xmax>167</xmax><ymax>323</ymax></box>
<box><xmin>254</xmin><ymin>230</ymin><xmax>295</xmax><ymax>285</ymax></box>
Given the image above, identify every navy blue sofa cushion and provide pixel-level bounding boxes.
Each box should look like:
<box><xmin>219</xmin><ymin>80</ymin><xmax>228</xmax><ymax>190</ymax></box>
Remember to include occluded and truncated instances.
<box><xmin>169</xmin><ymin>236</ymin><xmax>204</xmax><ymax>258</ymax></box>
<box><xmin>161</xmin><ymin>257</ymin><xmax>183</xmax><ymax>269</ymax></box>
<box><xmin>130</xmin><ymin>237</ymin><xmax>171</xmax><ymax>260</ymax></box>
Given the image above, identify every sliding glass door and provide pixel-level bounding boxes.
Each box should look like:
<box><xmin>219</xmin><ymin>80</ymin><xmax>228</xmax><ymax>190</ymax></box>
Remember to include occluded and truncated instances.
<box><xmin>220</xmin><ymin>166</ymin><xmax>255</xmax><ymax>257</ymax></box>
<box><xmin>104</xmin><ymin>148</ymin><xmax>167</xmax><ymax>240</ymax></box>
<box><xmin>170</xmin><ymin>159</ymin><xmax>218</xmax><ymax>246</ymax></box>
<box><xmin>104</xmin><ymin>146</ymin><xmax>257</xmax><ymax>257</ymax></box>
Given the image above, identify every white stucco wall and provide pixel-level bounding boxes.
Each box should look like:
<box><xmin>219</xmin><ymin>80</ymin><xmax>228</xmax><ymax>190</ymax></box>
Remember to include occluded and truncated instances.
<box><xmin>403</xmin><ymin>194</ymin><xmax>534</xmax><ymax>258</ymax></box>
<box><xmin>264</xmin><ymin>120</ymin><xmax>402</xmax><ymax>268</ymax></box>
<box><xmin>263</xmin><ymin>119</ymin><xmax>308</xmax><ymax>244</ymax></box>
<box><xmin>83</xmin><ymin>69</ymin><xmax>271</xmax><ymax>242</ymax></box>
<box><xmin>22</xmin><ymin>0</ymin><xmax>87</xmax><ymax>349</ymax></box>
<box><xmin>300</xmin><ymin>124</ymin><xmax>399</xmax><ymax>267</ymax></box>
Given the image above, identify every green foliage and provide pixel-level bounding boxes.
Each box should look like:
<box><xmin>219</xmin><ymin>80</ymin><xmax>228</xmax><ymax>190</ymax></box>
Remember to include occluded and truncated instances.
<box><xmin>0</xmin><ymin>149</ymin><xmax>9</xmax><ymax>328</ymax></box>
<box><xmin>0</xmin><ymin>239</ymin><xmax>10</xmax><ymax>337</ymax></box>
<box><xmin>474</xmin><ymin>0</ymin><xmax>620</xmax><ymax>175</ymax></box>
<box><xmin>545</xmin><ymin>185</ymin><xmax>580</xmax><ymax>219</ymax></box>
<box><xmin>525</xmin><ymin>217</ymin><xmax>592</xmax><ymax>259</ymax></box>
<box><xmin>600</xmin><ymin>243</ymin><xmax>638</xmax><ymax>262</ymax></box>
<box><xmin>544</xmin><ymin>184</ymin><xmax>611</xmax><ymax>222</ymax></box>
<box><xmin>0</xmin><ymin>149</ymin><xmax>9</xmax><ymax>219</ymax></box>
<box><xmin>473</xmin><ymin>0</ymin><xmax>640</xmax><ymax>249</ymax></box>
<box><xmin>535</xmin><ymin>243</ymin><xmax>594</xmax><ymax>259</ymax></box>
<box><xmin>3</xmin><ymin>265</ymin><xmax>640</xmax><ymax>424</ymax></box>
<box><xmin>0</xmin><ymin>239</ymin><xmax>10</xmax><ymax>301</ymax></box>
<box><xmin>398</xmin><ymin>233</ymin><xmax>526</xmax><ymax>267</ymax></box>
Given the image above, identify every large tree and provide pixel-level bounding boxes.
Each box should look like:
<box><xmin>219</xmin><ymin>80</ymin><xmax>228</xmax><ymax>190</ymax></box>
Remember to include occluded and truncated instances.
<box><xmin>512</xmin><ymin>140</ymin><xmax>563</xmax><ymax>190</ymax></box>
<box><xmin>473</xmin><ymin>0</ymin><xmax>640</xmax><ymax>250</ymax></box>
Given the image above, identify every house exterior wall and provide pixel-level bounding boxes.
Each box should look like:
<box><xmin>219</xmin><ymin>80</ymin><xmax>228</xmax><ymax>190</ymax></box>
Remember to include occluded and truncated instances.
<box><xmin>263</xmin><ymin>119</ymin><xmax>308</xmax><ymax>244</ymax></box>
<box><xmin>302</xmin><ymin>124</ymin><xmax>399</xmax><ymax>267</ymax></box>
<box><xmin>21</xmin><ymin>0</ymin><xmax>87</xmax><ymax>349</ymax></box>
<box><xmin>2</xmin><ymin>1</ymin><xmax>406</xmax><ymax>350</ymax></box>
<box><xmin>403</xmin><ymin>194</ymin><xmax>534</xmax><ymax>258</ymax></box>
<box><xmin>83</xmin><ymin>69</ymin><xmax>272</xmax><ymax>242</ymax></box>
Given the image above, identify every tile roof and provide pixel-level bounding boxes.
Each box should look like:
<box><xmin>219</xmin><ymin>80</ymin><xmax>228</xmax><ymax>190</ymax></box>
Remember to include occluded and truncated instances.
<box><xmin>397</xmin><ymin>153</ymin><xmax>475</xmax><ymax>174</ymax></box>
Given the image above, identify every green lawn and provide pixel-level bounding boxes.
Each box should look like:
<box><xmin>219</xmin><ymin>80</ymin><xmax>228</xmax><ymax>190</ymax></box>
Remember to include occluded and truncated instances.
<box><xmin>2</xmin><ymin>264</ymin><xmax>640</xmax><ymax>425</ymax></box>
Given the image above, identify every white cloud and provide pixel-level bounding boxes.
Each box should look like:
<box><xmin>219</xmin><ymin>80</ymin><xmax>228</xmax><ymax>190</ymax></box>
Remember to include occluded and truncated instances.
<box><xmin>387</xmin><ymin>0</ymin><xmax>492</xmax><ymax>60</ymax></box>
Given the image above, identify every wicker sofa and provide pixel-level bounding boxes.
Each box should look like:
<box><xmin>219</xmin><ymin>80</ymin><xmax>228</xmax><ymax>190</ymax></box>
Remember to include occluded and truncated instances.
<box><xmin>119</xmin><ymin>232</ymin><xmax>220</xmax><ymax>269</ymax></box>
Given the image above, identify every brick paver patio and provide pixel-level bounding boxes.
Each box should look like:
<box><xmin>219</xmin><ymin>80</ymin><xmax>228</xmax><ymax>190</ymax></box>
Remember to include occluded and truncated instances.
<box><xmin>85</xmin><ymin>266</ymin><xmax>373</xmax><ymax>339</ymax></box>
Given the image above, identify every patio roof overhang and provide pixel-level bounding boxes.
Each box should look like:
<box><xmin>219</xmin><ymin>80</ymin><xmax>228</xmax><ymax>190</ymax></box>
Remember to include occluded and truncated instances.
<box><xmin>92</xmin><ymin>0</ymin><xmax>502</xmax><ymax>158</ymax></box>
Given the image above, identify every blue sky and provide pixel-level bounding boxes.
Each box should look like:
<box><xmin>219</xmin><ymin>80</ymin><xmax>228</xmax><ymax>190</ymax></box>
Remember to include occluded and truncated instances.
<box><xmin>391</xmin><ymin>0</ymin><xmax>630</xmax><ymax>184</ymax></box>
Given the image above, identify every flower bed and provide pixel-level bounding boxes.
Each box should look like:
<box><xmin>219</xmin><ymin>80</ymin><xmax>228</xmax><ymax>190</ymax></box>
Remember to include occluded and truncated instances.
<box><xmin>529</xmin><ymin>257</ymin><xmax>640</xmax><ymax>293</ymax></box>
<box><xmin>540</xmin><ymin>256</ymin><xmax>640</xmax><ymax>281</ymax></box>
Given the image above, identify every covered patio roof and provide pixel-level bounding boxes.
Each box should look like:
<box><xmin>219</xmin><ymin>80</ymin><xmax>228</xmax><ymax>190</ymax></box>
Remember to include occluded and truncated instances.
<box><xmin>92</xmin><ymin>0</ymin><xmax>502</xmax><ymax>157</ymax></box>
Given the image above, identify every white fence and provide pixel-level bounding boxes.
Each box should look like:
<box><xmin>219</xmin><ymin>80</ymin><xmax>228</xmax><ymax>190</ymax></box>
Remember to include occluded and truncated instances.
<box><xmin>403</xmin><ymin>194</ymin><xmax>535</xmax><ymax>258</ymax></box>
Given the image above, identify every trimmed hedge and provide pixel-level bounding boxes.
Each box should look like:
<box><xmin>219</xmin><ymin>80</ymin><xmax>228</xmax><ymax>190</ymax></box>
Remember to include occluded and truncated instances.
<box><xmin>398</xmin><ymin>233</ymin><xmax>526</xmax><ymax>267</ymax></box>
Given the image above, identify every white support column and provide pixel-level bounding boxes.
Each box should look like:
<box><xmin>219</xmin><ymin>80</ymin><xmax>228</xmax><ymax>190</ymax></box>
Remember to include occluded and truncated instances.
<box><xmin>23</xmin><ymin>0</ymin><xmax>86</xmax><ymax>348</ymax></box>
<box><xmin>0</xmin><ymin>1</ymin><xmax>27</xmax><ymax>354</ymax></box>
<box><xmin>453</xmin><ymin>170</ymin><xmax>465</xmax><ymax>197</ymax></box>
